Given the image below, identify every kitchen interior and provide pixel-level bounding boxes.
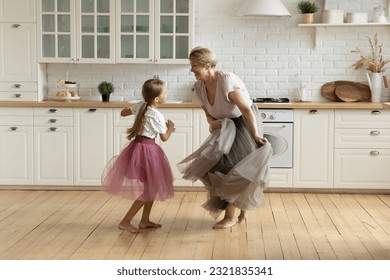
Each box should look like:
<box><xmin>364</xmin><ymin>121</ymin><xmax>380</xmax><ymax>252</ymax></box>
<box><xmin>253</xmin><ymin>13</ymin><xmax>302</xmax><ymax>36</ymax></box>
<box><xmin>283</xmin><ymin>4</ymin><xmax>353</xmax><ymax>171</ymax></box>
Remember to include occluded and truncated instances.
<box><xmin>1</xmin><ymin>0</ymin><xmax>390</xmax><ymax>261</ymax></box>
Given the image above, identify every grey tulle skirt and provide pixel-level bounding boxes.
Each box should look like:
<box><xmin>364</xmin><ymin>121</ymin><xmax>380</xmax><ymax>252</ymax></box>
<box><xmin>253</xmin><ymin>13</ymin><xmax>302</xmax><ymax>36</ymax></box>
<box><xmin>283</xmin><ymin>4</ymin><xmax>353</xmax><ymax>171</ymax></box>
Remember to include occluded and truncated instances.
<box><xmin>177</xmin><ymin>104</ymin><xmax>273</xmax><ymax>219</ymax></box>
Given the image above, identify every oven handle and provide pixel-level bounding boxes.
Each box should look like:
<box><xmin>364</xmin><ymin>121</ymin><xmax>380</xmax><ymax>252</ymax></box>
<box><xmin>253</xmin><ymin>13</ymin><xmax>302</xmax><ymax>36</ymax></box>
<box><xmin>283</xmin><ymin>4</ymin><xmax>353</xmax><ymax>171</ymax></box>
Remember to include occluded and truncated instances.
<box><xmin>263</xmin><ymin>124</ymin><xmax>288</xmax><ymax>128</ymax></box>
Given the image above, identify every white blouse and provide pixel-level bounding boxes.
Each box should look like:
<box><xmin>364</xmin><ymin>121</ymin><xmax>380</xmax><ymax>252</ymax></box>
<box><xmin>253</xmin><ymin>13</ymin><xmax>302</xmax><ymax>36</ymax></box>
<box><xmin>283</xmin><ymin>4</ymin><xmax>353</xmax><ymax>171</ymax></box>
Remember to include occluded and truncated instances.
<box><xmin>192</xmin><ymin>71</ymin><xmax>253</xmax><ymax>119</ymax></box>
<box><xmin>131</xmin><ymin>102</ymin><xmax>167</xmax><ymax>139</ymax></box>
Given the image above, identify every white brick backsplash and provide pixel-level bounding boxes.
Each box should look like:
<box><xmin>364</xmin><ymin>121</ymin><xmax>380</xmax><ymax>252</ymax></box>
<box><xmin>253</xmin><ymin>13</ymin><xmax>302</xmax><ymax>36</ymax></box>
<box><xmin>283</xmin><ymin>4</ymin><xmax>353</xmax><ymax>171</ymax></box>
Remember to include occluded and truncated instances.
<box><xmin>45</xmin><ymin>0</ymin><xmax>390</xmax><ymax>102</ymax></box>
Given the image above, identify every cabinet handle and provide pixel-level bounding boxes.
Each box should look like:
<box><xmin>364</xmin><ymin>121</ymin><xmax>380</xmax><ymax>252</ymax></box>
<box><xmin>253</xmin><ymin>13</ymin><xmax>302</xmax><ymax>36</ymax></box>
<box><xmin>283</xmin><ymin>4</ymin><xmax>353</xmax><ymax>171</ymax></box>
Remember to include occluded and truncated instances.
<box><xmin>370</xmin><ymin>151</ymin><xmax>380</xmax><ymax>156</ymax></box>
<box><xmin>309</xmin><ymin>110</ymin><xmax>318</xmax><ymax>114</ymax></box>
<box><xmin>89</xmin><ymin>108</ymin><xmax>97</xmax><ymax>112</ymax></box>
<box><xmin>13</xmin><ymin>93</ymin><xmax>22</xmax><ymax>98</ymax></box>
<box><xmin>371</xmin><ymin>110</ymin><xmax>381</xmax><ymax>115</ymax></box>
<box><xmin>49</xmin><ymin>127</ymin><xmax>58</xmax><ymax>132</ymax></box>
<box><xmin>12</xmin><ymin>24</ymin><xmax>21</xmax><ymax>28</ymax></box>
<box><xmin>49</xmin><ymin>119</ymin><xmax>58</xmax><ymax>123</ymax></box>
<box><xmin>13</xmin><ymin>84</ymin><xmax>22</xmax><ymax>88</ymax></box>
<box><xmin>9</xmin><ymin>127</ymin><xmax>18</xmax><ymax>131</ymax></box>
<box><xmin>370</xmin><ymin>130</ymin><xmax>380</xmax><ymax>136</ymax></box>
<box><xmin>49</xmin><ymin>109</ymin><xmax>57</xmax><ymax>113</ymax></box>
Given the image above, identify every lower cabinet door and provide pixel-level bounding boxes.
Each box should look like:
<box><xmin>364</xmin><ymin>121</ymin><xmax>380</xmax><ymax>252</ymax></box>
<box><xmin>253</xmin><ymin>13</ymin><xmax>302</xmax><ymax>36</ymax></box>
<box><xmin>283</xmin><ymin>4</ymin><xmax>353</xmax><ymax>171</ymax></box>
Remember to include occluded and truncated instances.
<box><xmin>74</xmin><ymin>108</ymin><xmax>113</xmax><ymax>186</ymax></box>
<box><xmin>157</xmin><ymin>127</ymin><xmax>193</xmax><ymax>187</ymax></box>
<box><xmin>0</xmin><ymin>125</ymin><xmax>33</xmax><ymax>185</ymax></box>
<box><xmin>34</xmin><ymin>126</ymin><xmax>73</xmax><ymax>185</ymax></box>
<box><xmin>334</xmin><ymin>149</ymin><xmax>390</xmax><ymax>189</ymax></box>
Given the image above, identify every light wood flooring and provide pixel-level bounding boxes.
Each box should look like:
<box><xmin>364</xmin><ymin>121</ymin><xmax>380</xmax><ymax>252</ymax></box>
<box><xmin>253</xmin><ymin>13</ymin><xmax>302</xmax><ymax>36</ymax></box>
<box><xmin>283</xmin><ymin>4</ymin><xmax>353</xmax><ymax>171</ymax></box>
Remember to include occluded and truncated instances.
<box><xmin>1</xmin><ymin>190</ymin><xmax>390</xmax><ymax>260</ymax></box>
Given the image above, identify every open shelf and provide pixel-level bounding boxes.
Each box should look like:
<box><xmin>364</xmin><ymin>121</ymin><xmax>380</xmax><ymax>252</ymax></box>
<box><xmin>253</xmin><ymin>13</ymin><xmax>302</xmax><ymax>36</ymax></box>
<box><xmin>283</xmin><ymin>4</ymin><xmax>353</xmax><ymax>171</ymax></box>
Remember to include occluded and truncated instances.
<box><xmin>298</xmin><ymin>22</ymin><xmax>390</xmax><ymax>27</ymax></box>
<box><xmin>298</xmin><ymin>23</ymin><xmax>390</xmax><ymax>49</ymax></box>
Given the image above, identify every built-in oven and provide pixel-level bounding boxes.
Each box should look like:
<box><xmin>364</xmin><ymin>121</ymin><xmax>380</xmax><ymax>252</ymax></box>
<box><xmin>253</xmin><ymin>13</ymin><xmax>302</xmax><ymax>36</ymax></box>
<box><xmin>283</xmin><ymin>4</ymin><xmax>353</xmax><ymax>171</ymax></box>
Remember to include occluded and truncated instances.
<box><xmin>254</xmin><ymin>98</ymin><xmax>293</xmax><ymax>168</ymax></box>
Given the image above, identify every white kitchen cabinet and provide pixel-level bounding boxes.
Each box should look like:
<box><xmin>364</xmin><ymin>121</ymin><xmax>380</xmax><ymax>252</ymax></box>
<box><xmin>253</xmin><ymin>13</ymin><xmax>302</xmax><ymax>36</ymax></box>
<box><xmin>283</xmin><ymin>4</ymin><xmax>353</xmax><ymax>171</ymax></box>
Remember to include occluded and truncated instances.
<box><xmin>293</xmin><ymin>109</ymin><xmax>334</xmax><ymax>188</ymax></box>
<box><xmin>0</xmin><ymin>107</ymin><xmax>33</xmax><ymax>185</ymax></box>
<box><xmin>74</xmin><ymin>108</ymin><xmax>113</xmax><ymax>185</ymax></box>
<box><xmin>38</xmin><ymin>0</ymin><xmax>115</xmax><ymax>63</ymax></box>
<box><xmin>0</xmin><ymin>23</ymin><xmax>37</xmax><ymax>101</ymax></box>
<box><xmin>33</xmin><ymin>108</ymin><xmax>73</xmax><ymax>185</ymax></box>
<box><xmin>334</xmin><ymin>109</ymin><xmax>390</xmax><ymax>189</ymax></box>
<box><xmin>0</xmin><ymin>0</ymin><xmax>38</xmax><ymax>101</ymax></box>
<box><xmin>116</xmin><ymin>0</ymin><xmax>194</xmax><ymax>64</ymax></box>
<box><xmin>113</xmin><ymin>107</ymin><xmax>134</xmax><ymax>155</ymax></box>
<box><xmin>158</xmin><ymin>108</ymin><xmax>193</xmax><ymax>186</ymax></box>
<box><xmin>0</xmin><ymin>0</ymin><xmax>36</xmax><ymax>22</ymax></box>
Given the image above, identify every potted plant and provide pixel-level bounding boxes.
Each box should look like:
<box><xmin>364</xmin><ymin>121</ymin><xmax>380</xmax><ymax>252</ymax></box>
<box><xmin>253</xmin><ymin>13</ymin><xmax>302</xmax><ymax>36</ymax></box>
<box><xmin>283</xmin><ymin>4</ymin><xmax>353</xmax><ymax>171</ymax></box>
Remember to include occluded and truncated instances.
<box><xmin>98</xmin><ymin>81</ymin><xmax>114</xmax><ymax>102</ymax></box>
<box><xmin>297</xmin><ymin>1</ymin><xmax>319</xmax><ymax>24</ymax></box>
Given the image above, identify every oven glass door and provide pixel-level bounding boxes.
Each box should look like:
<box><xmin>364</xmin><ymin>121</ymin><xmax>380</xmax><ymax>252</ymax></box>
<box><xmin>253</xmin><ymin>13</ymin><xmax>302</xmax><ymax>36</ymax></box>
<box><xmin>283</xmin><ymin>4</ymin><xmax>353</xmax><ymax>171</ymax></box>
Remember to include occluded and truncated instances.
<box><xmin>263</xmin><ymin>122</ymin><xmax>293</xmax><ymax>168</ymax></box>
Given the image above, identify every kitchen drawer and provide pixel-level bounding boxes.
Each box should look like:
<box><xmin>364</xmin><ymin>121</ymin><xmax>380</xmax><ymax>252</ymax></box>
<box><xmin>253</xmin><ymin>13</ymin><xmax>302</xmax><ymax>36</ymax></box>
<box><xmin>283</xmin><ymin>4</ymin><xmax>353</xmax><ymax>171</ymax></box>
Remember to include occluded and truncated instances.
<box><xmin>0</xmin><ymin>107</ymin><xmax>33</xmax><ymax>125</ymax></box>
<box><xmin>0</xmin><ymin>116</ymin><xmax>33</xmax><ymax>126</ymax></box>
<box><xmin>334</xmin><ymin>149</ymin><xmax>390</xmax><ymax>189</ymax></box>
<box><xmin>335</xmin><ymin>109</ymin><xmax>390</xmax><ymax>128</ymax></box>
<box><xmin>113</xmin><ymin>108</ymin><xmax>135</xmax><ymax>127</ymax></box>
<box><xmin>335</xmin><ymin>128</ymin><xmax>390</xmax><ymax>149</ymax></box>
<box><xmin>34</xmin><ymin>107</ymin><xmax>73</xmax><ymax>116</ymax></box>
<box><xmin>34</xmin><ymin>116</ymin><xmax>73</xmax><ymax>127</ymax></box>
<box><xmin>0</xmin><ymin>92</ymin><xmax>37</xmax><ymax>101</ymax></box>
<box><xmin>159</xmin><ymin>108</ymin><xmax>193</xmax><ymax>126</ymax></box>
<box><xmin>0</xmin><ymin>107</ymin><xmax>33</xmax><ymax>116</ymax></box>
<box><xmin>0</xmin><ymin>82</ymin><xmax>37</xmax><ymax>91</ymax></box>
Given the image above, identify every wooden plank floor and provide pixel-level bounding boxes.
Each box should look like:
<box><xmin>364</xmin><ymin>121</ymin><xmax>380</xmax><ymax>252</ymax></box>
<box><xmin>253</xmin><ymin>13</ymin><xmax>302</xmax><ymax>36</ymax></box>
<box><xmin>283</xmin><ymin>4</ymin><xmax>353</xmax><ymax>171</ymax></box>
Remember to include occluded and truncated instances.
<box><xmin>1</xmin><ymin>190</ymin><xmax>390</xmax><ymax>260</ymax></box>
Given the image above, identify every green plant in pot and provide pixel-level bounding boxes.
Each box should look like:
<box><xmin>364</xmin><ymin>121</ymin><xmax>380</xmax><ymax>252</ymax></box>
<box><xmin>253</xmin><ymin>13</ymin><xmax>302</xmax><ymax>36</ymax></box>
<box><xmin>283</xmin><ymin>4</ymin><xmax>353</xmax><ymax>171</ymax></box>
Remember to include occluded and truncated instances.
<box><xmin>297</xmin><ymin>1</ymin><xmax>319</xmax><ymax>24</ymax></box>
<box><xmin>98</xmin><ymin>81</ymin><xmax>114</xmax><ymax>102</ymax></box>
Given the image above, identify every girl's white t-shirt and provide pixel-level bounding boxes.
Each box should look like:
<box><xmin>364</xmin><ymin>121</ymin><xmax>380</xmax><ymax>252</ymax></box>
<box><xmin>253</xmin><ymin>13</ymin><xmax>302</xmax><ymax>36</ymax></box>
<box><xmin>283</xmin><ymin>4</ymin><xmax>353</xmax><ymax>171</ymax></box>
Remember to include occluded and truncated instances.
<box><xmin>131</xmin><ymin>102</ymin><xmax>167</xmax><ymax>139</ymax></box>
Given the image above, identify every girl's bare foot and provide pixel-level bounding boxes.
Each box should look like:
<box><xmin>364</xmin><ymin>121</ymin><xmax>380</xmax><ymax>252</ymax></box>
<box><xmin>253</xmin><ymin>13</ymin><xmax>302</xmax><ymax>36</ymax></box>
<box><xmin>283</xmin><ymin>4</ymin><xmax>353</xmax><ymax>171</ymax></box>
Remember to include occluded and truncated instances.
<box><xmin>139</xmin><ymin>221</ymin><xmax>162</xmax><ymax>229</ymax></box>
<box><xmin>212</xmin><ymin>218</ymin><xmax>237</xmax><ymax>229</ymax></box>
<box><xmin>237</xmin><ymin>210</ymin><xmax>246</xmax><ymax>223</ymax></box>
<box><xmin>118</xmin><ymin>222</ymin><xmax>140</xmax><ymax>233</ymax></box>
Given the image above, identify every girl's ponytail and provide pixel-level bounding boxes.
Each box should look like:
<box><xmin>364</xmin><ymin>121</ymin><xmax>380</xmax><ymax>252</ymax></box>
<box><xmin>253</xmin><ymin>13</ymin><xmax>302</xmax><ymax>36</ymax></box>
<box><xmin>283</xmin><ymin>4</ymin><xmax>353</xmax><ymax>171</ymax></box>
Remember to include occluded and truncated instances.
<box><xmin>126</xmin><ymin>102</ymin><xmax>148</xmax><ymax>140</ymax></box>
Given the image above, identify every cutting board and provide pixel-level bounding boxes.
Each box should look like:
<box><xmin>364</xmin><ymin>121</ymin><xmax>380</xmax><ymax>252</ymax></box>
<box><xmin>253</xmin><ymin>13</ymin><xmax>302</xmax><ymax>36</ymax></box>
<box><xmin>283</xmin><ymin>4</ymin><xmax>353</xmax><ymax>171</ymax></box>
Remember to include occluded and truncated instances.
<box><xmin>335</xmin><ymin>85</ymin><xmax>363</xmax><ymax>102</ymax></box>
<box><xmin>321</xmin><ymin>81</ymin><xmax>371</xmax><ymax>102</ymax></box>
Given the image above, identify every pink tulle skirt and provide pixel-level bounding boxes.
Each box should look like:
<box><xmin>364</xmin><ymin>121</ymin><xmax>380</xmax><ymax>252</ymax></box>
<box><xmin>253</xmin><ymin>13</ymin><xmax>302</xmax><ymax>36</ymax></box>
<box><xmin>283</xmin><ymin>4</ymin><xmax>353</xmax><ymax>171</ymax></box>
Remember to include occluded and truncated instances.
<box><xmin>101</xmin><ymin>136</ymin><xmax>174</xmax><ymax>201</ymax></box>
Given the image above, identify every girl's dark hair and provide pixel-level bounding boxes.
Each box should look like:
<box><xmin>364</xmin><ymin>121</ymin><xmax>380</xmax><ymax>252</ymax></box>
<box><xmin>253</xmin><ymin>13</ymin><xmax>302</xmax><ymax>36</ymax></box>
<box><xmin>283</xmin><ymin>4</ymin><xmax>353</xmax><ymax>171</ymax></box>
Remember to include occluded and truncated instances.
<box><xmin>127</xmin><ymin>79</ymin><xmax>165</xmax><ymax>140</ymax></box>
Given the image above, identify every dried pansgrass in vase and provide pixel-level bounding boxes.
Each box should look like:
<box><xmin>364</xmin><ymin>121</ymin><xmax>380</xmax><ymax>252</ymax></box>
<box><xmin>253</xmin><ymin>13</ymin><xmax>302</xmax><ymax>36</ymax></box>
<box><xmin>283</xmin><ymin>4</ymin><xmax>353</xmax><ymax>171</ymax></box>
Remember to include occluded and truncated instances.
<box><xmin>351</xmin><ymin>33</ymin><xmax>390</xmax><ymax>73</ymax></box>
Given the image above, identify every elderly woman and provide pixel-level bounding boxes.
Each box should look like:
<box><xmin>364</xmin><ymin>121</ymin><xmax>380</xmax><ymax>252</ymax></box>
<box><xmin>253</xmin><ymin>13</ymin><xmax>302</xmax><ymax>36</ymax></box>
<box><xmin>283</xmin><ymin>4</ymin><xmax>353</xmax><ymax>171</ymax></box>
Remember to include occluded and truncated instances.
<box><xmin>178</xmin><ymin>46</ymin><xmax>272</xmax><ymax>229</ymax></box>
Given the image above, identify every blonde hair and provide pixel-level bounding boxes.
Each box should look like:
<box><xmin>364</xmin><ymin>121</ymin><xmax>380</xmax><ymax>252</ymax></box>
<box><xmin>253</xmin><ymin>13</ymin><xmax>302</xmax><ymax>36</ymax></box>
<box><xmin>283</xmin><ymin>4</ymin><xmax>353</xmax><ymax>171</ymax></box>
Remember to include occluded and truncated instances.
<box><xmin>127</xmin><ymin>79</ymin><xmax>166</xmax><ymax>140</ymax></box>
<box><xmin>189</xmin><ymin>46</ymin><xmax>218</xmax><ymax>68</ymax></box>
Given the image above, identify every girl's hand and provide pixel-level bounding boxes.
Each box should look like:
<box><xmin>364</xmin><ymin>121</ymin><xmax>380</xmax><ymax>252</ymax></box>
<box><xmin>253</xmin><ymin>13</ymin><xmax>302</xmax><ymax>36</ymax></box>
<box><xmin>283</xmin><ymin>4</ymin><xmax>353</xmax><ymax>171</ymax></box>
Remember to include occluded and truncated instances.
<box><xmin>166</xmin><ymin>119</ymin><xmax>175</xmax><ymax>131</ymax></box>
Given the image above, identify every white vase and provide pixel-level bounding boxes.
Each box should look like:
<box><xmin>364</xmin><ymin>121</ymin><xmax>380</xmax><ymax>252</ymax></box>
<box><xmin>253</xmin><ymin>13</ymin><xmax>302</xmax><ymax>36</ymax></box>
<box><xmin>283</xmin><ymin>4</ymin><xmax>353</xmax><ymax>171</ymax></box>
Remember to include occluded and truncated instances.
<box><xmin>370</xmin><ymin>72</ymin><xmax>382</xmax><ymax>103</ymax></box>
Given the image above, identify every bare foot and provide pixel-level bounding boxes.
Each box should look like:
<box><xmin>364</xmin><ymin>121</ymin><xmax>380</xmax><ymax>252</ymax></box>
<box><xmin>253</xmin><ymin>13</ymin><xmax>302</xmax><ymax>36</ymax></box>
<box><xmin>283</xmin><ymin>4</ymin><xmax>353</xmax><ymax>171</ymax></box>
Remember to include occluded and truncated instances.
<box><xmin>237</xmin><ymin>210</ymin><xmax>246</xmax><ymax>223</ymax></box>
<box><xmin>212</xmin><ymin>218</ymin><xmax>237</xmax><ymax>229</ymax></box>
<box><xmin>118</xmin><ymin>222</ymin><xmax>140</xmax><ymax>233</ymax></box>
<box><xmin>139</xmin><ymin>221</ymin><xmax>162</xmax><ymax>229</ymax></box>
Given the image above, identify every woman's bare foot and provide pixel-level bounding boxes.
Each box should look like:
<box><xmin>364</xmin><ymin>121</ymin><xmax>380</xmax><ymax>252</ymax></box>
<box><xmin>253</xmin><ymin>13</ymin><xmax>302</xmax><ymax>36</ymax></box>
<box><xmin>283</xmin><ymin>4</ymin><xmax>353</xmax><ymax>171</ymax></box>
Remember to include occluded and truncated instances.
<box><xmin>212</xmin><ymin>218</ymin><xmax>237</xmax><ymax>229</ymax></box>
<box><xmin>139</xmin><ymin>221</ymin><xmax>162</xmax><ymax>229</ymax></box>
<box><xmin>237</xmin><ymin>210</ymin><xmax>246</xmax><ymax>223</ymax></box>
<box><xmin>118</xmin><ymin>222</ymin><xmax>140</xmax><ymax>233</ymax></box>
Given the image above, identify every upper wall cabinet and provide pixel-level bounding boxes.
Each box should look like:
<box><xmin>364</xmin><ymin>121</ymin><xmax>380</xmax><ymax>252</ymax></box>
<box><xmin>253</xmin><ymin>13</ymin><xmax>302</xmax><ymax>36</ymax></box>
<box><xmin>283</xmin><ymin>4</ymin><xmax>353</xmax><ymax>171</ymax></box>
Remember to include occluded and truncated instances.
<box><xmin>116</xmin><ymin>0</ymin><xmax>194</xmax><ymax>64</ymax></box>
<box><xmin>0</xmin><ymin>0</ymin><xmax>36</xmax><ymax>22</ymax></box>
<box><xmin>37</xmin><ymin>0</ymin><xmax>115</xmax><ymax>63</ymax></box>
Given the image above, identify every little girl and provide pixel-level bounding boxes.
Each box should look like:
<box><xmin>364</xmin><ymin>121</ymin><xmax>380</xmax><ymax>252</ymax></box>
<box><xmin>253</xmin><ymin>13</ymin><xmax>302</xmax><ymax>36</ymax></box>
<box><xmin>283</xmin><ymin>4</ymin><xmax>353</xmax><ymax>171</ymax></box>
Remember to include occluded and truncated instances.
<box><xmin>101</xmin><ymin>79</ymin><xmax>175</xmax><ymax>233</ymax></box>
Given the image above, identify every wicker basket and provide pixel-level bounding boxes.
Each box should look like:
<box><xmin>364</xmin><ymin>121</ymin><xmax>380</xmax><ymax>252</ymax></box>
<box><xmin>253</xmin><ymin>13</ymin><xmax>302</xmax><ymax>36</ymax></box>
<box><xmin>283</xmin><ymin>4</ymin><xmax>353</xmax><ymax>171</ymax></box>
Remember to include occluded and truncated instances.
<box><xmin>302</xmin><ymin>13</ymin><xmax>314</xmax><ymax>24</ymax></box>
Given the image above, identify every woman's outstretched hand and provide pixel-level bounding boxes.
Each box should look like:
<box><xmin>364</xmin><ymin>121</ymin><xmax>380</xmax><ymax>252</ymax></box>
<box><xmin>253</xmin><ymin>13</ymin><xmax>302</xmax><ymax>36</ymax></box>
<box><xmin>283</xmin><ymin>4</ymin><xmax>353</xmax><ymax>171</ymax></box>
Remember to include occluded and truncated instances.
<box><xmin>254</xmin><ymin>135</ymin><xmax>267</xmax><ymax>145</ymax></box>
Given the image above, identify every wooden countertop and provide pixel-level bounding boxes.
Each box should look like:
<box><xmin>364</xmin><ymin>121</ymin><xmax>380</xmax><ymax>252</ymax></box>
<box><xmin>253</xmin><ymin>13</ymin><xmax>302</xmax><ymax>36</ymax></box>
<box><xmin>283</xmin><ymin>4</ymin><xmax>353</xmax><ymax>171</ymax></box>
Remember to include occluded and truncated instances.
<box><xmin>0</xmin><ymin>100</ymin><xmax>387</xmax><ymax>109</ymax></box>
